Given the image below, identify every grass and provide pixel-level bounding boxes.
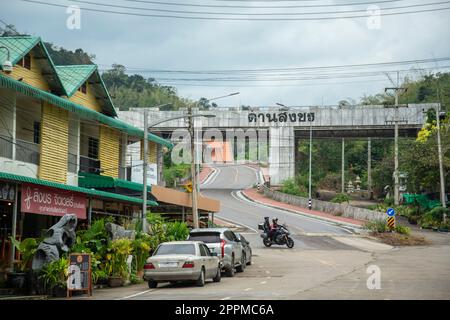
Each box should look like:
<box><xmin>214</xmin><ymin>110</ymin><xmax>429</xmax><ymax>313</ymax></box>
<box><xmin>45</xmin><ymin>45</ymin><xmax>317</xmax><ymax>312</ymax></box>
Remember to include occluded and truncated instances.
<box><xmin>364</xmin><ymin>220</ymin><xmax>427</xmax><ymax>246</ymax></box>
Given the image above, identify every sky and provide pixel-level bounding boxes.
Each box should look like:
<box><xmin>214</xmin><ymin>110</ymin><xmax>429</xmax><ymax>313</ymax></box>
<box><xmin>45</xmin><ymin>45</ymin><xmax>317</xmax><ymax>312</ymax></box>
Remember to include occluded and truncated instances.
<box><xmin>2</xmin><ymin>0</ymin><xmax>450</xmax><ymax>107</ymax></box>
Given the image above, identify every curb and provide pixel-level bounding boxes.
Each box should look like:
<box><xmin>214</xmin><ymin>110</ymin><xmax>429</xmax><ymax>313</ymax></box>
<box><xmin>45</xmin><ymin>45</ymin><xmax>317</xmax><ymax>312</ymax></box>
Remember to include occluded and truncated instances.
<box><xmin>199</xmin><ymin>166</ymin><xmax>217</xmax><ymax>185</ymax></box>
<box><xmin>239</xmin><ymin>190</ymin><xmax>363</xmax><ymax>231</ymax></box>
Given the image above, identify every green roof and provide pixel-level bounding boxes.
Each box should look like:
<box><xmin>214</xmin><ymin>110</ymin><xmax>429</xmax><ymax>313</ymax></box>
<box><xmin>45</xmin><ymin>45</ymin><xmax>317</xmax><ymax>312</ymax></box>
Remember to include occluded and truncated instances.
<box><xmin>0</xmin><ymin>36</ymin><xmax>67</xmax><ymax>96</ymax></box>
<box><xmin>0</xmin><ymin>172</ymin><xmax>158</xmax><ymax>206</ymax></box>
<box><xmin>55</xmin><ymin>65</ymin><xmax>117</xmax><ymax>117</ymax></box>
<box><xmin>55</xmin><ymin>65</ymin><xmax>97</xmax><ymax>97</ymax></box>
<box><xmin>0</xmin><ymin>74</ymin><xmax>173</xmax><ymax>149</ymax></box>
<box><xmin>78</xmin><ymin>172</ymin><xmax>152</xmax><ymax>193</ymax></box>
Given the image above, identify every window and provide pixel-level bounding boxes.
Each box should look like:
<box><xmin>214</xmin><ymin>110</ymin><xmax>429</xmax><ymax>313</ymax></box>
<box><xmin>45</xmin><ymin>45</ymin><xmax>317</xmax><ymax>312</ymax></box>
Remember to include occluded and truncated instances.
<box><xmin>33</xmin><ymin>121</ymin><xmax>40</xmax><ymax>144</ymax></box>
<box><xmin>199</xmin><ymin>245</ymin><xmax>208</xmax><ymax>257</ymax></box>
<box><xmin>88</xmin><ymin>137</ymin><xmax>99</xmax><ymax>159</ymax></box>
<box><xmin>78</xmin><ymin>82</ymin><xmax>87</xmax><ymax>94</ymax></box>
<box><xmin>18</xmin><ymin>54</ymin><xmax>31</xmax><ymax>70</ymax></box>
<box><xmin>154</xmin><ymin>244</ymin><xmax>196</xmax><ymax>256</ymax></box>
<box><xmin>188</xmin><ymin>232</ymin><xmax>221</xmax><ymax>243</ymax></box>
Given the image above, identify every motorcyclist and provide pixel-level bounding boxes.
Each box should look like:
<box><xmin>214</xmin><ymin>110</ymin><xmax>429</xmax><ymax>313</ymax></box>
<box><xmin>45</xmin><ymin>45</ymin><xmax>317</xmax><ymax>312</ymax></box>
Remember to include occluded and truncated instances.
<box><xmin>268</xmin><ymin>218</ymin><xmax>279</xmax><ymax>241</ymax></box>
<box><xmin>263</xmin><ymin>217</ymin><xmax>271</xmax><ymax>233</ymax></box>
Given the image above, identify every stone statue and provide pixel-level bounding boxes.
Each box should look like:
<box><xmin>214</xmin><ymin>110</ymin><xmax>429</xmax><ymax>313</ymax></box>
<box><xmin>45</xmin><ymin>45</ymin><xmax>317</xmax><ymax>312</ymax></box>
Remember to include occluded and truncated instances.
<box><xmin>105</xmin><ymin>222</ymin><xmax>136</xmax><ymax>241</ymax></box>
<box><xmin>32</xmin><ymin>214</ymin><xmax>78</xmax><ymax>271</ymax></box>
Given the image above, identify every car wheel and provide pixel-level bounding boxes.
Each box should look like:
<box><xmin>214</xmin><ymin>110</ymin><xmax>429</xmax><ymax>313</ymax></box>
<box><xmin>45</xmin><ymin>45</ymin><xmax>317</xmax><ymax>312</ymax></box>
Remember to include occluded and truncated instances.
<box><xmin>225</xmin><ymin>257</ymin><xmax>235</xmax><ymax>277</ymax></box>
<box><xmin>213</xmin><ymin>266</ymin><xmax>221</xmax><ymax>282</ymax></box>
<box><xmin>196</xmin><ymin>268</ymin><xmax>205</xmax><ymax>287</ymax></box>
<box><xmin>148</xmin><ymin>280</ymin><xmax>157</xmax><ymax>289</ymax></box>
<box><xmin>236</xmin><ymin>253</ymin><xmax>245</xmax><ymax>272</ymax></box>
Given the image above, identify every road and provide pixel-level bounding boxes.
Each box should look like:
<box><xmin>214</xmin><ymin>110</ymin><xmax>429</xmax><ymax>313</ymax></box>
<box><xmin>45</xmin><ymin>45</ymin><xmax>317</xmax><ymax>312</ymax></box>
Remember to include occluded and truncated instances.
<box><xmin>74</xmin><ymin>164</ymin><xmax>450</xmax><ymax>300</ymax></box>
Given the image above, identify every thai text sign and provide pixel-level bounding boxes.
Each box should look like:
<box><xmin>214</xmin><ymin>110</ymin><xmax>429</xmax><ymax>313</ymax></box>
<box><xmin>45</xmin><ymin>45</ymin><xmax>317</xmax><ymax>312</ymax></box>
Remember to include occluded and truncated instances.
<box><xmin>21</xmin><ymin>183</ymin><xmax>86</xmax><ymax>219</ymax></box>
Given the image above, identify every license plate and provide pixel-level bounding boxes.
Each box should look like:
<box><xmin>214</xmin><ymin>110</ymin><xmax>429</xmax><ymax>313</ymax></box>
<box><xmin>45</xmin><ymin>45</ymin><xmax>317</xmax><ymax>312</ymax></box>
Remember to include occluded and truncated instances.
<box><xmin>159</xmin><ymin>262</ymin><xmax>178</xmax><ymax>268</ymax></box>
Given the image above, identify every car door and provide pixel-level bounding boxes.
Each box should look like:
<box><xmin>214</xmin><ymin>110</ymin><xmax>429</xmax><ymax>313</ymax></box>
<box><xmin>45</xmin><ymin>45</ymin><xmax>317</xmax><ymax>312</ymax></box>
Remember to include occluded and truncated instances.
<box><xmin>202</xmin><ymin>244</ymin><xmax>217</xmax><ymax>277</ymax></box>
<box><xmin>228</xmin><ymin>231</ymin><xmax>243</xmax><ymax>264</ymax></box>
<box><xmin>199</xmin><ymin>244</ymin><xmax>213</xmax><ymax>278</ymax></box>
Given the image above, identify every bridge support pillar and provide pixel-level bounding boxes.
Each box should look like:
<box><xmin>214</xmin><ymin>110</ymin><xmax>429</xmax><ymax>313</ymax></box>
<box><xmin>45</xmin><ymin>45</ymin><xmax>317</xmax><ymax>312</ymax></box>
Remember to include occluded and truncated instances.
<box><xmin>269</xmin><ymin>126</ymin><xmax>295</xmax><ymax>185</ymax></box>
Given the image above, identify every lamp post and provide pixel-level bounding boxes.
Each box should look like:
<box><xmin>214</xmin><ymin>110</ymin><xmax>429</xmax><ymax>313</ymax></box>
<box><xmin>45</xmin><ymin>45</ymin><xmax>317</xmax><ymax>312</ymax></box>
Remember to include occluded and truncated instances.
<box><xmin>277</xmin><ymin>103</ymin><xmax>313</xmax><ymax>209</ymax></box>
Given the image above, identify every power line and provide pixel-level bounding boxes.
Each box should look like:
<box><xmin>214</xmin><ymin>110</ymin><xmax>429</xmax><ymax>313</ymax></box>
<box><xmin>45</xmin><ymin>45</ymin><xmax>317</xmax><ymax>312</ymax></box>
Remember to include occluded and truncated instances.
<box><xmin>66</xmin><ymin>0</ymin><xmax>450</xmax><ymax>17</ymax></box>
<box><xmin>20</xmin><ymin>0</ymin><xmax>450</xmax><ymax>21</ymax></box>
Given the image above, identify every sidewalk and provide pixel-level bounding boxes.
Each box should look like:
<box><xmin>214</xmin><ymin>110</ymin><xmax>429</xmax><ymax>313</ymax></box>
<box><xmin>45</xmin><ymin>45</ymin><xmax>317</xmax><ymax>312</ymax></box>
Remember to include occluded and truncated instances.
<box><xmin>198</xmin><ymin>165</ymin><xmax>215</xmax><ymax>184</ymax></box>
<box><xmin>242</xmin><ymin>188</ymin><xmax>365</xmax><ymax>228</ymax></box>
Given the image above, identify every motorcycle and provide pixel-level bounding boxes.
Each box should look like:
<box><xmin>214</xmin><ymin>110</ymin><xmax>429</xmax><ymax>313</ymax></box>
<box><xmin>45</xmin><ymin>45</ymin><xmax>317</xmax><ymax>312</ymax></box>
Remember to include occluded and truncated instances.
<box><xmin>258</xmin><ymin>222</ymin><xmax>294</xmax><ymax>248</ymax></box>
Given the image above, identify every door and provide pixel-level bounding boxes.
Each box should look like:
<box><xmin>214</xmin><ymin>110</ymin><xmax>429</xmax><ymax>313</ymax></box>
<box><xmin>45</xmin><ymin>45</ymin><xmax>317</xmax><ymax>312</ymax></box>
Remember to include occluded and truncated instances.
<box><xmin>199</xmin><ymin>244</ymin><xmax>214</xmax><ymax>278</ymax></box>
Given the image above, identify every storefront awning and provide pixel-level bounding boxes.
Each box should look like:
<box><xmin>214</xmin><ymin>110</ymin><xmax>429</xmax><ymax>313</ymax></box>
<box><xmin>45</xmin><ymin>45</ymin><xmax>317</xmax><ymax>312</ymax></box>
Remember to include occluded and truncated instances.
<box><xmin>78</xmin><ymin>172</ymin><xmax>150</xmax><ymax>192</ymax></box>
<box><xmin>0</xmin><ymin>172</ymin><xmax>158</xmax><ymax>206</ymax></box>
<box><xmin>150</xmin><ymin>185</ymin><xmax>220</xmax><ymax>212</ymax></box>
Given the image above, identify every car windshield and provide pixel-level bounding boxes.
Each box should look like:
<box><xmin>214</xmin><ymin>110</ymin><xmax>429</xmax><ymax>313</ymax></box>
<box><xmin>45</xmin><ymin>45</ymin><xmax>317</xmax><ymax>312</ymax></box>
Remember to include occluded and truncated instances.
<box><xmin>154</xmin><ymin>244</ymin><xmax>196</xmax><ymax>255</ymax></box>
<box><xmin>189</xmin><ymin>232</ymin><xmax>221</xmax><ymax>243</ymax></box>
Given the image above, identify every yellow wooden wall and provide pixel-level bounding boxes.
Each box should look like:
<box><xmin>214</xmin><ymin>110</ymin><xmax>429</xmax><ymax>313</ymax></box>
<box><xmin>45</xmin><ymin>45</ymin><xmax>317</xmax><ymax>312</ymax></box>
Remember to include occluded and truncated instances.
<box><xmin>140</xmin><ymin>140</ymin><xmax>157</xmax><ymax>163</ymax></box>
<box><xmin>38</xmin><ymin>102</ymin><xmax>69</xmax><ymax>184</ymax></box>
<box><xmin>3</xmin><ymin>51</ymin><xmax>50</xmax><ymax>91</ymax></box>
<box><xmin>69</xmin><ymin>81</ymin><xmax>103</xmax><ymax>113</ymax></box>
<box><xmin>99</xmin><ymin>126</ymin><xmax>120</xmax><ymax>178</ymax></box>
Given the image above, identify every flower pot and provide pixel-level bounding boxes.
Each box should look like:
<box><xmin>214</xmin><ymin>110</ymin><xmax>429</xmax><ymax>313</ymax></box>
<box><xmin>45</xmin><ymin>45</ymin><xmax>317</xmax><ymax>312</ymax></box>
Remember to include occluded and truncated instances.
<box><xmin>136</xmin><ymin>270</ymin><xmax>144</xmax><ymax>279</ymax></box>
<box><xmin>108</xmin><ymin>276</ymin><xmax>123</xmax><ymax>287</ymax></box>
<box><xmin>8</xmin><ymin>272</ymin><xmax>27</xmax><ymax>293</ymax></box>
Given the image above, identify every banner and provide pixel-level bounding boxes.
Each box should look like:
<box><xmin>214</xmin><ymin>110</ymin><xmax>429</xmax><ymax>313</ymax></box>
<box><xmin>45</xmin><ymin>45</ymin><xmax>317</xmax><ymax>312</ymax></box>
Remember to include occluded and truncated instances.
<box><xmin>21</xmin><ymin>183</ymin><xmax>87</xmax><ymax>219</ymax></box>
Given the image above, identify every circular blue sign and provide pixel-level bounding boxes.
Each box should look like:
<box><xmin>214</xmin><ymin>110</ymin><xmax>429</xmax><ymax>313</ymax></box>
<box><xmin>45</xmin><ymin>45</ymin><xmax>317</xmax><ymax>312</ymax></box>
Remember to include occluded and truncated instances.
<box><xmin>386</xmin><ymin>207</ymin><xmax>395</xmax><ymax>217</ymax></box>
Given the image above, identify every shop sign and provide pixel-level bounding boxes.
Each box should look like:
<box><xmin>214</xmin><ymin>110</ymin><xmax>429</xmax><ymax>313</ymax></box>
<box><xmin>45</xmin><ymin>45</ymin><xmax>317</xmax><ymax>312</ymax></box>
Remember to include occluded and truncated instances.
<box><xmin>0</xmin><ymin>183</ymin><xmax>15</xmax><ymax>201</ymax></box>
<box><xmin>21</xmin><ymin>183</ymin><xmax>86</xmax><ymax>219</ymax></box>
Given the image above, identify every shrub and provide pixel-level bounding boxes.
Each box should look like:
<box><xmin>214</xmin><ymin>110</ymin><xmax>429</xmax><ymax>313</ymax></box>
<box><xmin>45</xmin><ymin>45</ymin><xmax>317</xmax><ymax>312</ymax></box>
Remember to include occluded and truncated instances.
<box><xmin>280</xmin><ymin>178</ymin><xmax>308</xmax><ymax>197</ymax></box>
<box><xmin>330</xmin><ymin>193</ymin><xmax>350</xmax><ymax>204</ymax></box>
<box><xmin>384</xmin><ymin>197</ymin><xmax>394</xmax><ymax>206</ymax></box>
<box><xmin>105</xmin><ymin>239</ymin><xmax>133</xmax><ymax>278</ymax></box>
<box><xmin>39</xmin><ymin>257</ymin><xmax>69</xmax><ymax>291</ymax></box>
<box><xmin>364</xmin><ymin>220</ymin><xmax>388</xmax><ymax>233</ymax></box>
<box><xmin>394</xmin><ymin>224</ymin><xmax>410</xmax><ymax>235</ymax></box>
<box><xmin>419</xmin><ymin>207</ymin><xmax>449</xmax><ymax>228</ymax></box>
<box><xmin>10</xmin><ymin>237</ymin><xmax>38</xmax><ymax>272</ymax></box>
<box><xmin>165</xmin><ymin>221</ymin><xmax>190</xmax><ymax>241</ymax></box>
<box><xmin>132</xmin><ymin>233</ymin><xmax>152</xmax><ymax>273</ymax></box>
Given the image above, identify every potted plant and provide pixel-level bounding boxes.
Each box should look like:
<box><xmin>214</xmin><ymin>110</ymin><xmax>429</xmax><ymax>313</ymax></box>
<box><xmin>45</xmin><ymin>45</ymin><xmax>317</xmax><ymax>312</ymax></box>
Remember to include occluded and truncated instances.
<box><xmin>105</xmin><ymin>239</ymin><xmax>132</xmax><ymax>287</ymax></box>
<box><xmin>39</xmin><ymin>257</ymin><xmax>69</xmax><ymax>297</ymax></box>
<box><xmin>8</xmin><ymin>237</ymin><xmax>38</xmax><ymax>292</ymax></box>
<box><xmin>132</xmin><ymin>234</ymin><xmax>151</xmax><ymax>278</ymax></box>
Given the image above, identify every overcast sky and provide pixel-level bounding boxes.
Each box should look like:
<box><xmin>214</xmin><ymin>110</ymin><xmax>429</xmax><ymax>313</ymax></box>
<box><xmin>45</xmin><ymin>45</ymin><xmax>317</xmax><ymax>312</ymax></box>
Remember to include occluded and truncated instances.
<box><xmin>3</xmin><ymin>0</ymin><xmax>450</xmax><ymax>107</ymax></box>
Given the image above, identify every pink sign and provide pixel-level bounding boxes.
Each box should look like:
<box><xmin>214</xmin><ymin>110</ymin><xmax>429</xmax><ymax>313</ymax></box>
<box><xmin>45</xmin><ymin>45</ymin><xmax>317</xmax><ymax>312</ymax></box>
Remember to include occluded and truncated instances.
<box><xmin>21</xmin><ymin>183</ymin><xmax>87</xmax><ymax>219</ymax></box>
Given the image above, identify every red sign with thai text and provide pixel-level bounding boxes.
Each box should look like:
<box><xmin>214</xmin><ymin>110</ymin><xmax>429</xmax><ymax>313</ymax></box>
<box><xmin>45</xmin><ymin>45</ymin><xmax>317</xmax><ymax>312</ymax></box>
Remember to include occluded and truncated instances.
<box><xmin>21</xmin><ymin>183</ymin><xmax>87</xmax><ymax>219</ymax></box>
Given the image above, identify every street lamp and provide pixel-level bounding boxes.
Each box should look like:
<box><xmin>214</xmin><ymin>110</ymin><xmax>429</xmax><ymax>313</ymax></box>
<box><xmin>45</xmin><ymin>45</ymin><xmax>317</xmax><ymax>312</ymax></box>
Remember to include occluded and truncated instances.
<box><xmin>276</xmin><ymin>103</ymin><xmax>313</xmax><ymax>210</ymax></box>
<box><xmin>0</xmin><ymin>46</ymin><xmax>13</xmax><ymax>73</ymax></box>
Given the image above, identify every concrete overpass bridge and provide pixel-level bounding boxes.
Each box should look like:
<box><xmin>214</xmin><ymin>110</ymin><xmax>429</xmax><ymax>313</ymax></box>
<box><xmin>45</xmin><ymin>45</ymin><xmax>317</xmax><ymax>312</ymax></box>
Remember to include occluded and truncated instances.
<box><xmin>119</xmin><ymin>104</ymin><xmax>438</xmax><ymax>184</ymax></box>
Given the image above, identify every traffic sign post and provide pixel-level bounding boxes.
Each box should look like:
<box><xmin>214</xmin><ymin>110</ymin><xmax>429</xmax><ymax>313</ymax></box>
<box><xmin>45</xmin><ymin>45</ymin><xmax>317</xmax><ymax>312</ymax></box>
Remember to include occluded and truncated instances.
<box><xmin>386</xmin><ymin>208</ymin><xmax>396</xmax><ymax>230</ymax></box>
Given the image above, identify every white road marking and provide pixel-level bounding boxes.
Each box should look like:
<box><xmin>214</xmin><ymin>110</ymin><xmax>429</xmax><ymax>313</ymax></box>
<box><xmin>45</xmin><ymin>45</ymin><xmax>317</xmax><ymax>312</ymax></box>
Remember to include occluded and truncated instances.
<box><xmin>265</xmin><ymin>270</ymin><xmax>270</xmax><ymax>274</ymax></box>
<box><xmin>244</xmin><ymin>288</ymin><xmax>252</xmax><ymax>291</ymax></box>
<box><xmin>116</xmin><ymin>289</ymin><xmax>155</xmax><ymax>300</ymax></box>
<box><xmin>221</xmin><ymin>297</ymin><xmax>231</xmax><ymax>300</ymax></box>
<box><xmin>201</xmin><ymin>166</ymin><xmax>220</xmax><ymax>187</ymax></box>
<box><xmin>215</xmin><ymin>213</ymin><xmax>258</xmax><ymax>234</ymax></box>
<box><xmin>260</xmin><ymin>281</ymin><xmax>267</xmax><ymax>284</ymax></box>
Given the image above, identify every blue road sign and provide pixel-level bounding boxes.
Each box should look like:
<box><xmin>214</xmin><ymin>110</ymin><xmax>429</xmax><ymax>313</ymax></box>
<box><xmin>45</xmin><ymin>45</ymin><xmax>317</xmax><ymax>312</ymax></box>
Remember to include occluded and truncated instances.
<box><xmin>386</xmin><ymin>207</ymin><xmax>395</xmax><ymax>217</ymax></box>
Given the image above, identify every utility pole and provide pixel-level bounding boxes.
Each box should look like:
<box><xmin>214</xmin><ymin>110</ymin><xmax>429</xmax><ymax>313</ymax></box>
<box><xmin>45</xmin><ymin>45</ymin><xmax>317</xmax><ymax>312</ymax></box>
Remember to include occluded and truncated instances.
<box><xmin>188</xmin><ymin>106</ymin><xmax>199</xmax><ymax>229</ymax></box>
<box><xmin>385</xmin><ymin>71</ymin><xmax>407</xmax><ymax>206</ymax></box>
<box><xmin>436</xmin><ymin>104</ymin><xmax>447</xmax><ymax>213</ymax></box>
<box><xmin>368</xmin><ymin>138</ymin><xmax>373</xmax><ymax>200</ymax></box>
<box><xmin>142</xmin><ymin>109</ymin><xmax>148</xmax><ymax>233</ymax></box>
<box><xmin>308</xmin><ymin>113</ymin><xmax>312</xmax><ymax>209</ymax></box>
<box><xmin>341</xmin><ymin>138</ymin><xmax>345</xmax><ymax>194</ymax></box>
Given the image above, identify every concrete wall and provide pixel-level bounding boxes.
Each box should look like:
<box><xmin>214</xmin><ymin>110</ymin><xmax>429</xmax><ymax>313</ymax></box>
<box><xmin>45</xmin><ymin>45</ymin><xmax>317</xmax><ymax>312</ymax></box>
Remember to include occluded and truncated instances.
<box><xmin>260</xmin><ymin>185</ymin><xmax>385</xmax><ymax>222</ymax></box>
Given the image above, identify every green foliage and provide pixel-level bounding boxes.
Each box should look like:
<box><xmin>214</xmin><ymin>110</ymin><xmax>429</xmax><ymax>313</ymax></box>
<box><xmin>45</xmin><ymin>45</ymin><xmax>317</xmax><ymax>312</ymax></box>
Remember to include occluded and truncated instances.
<box><xmin>165</xmin><ymin>221</ymin><xmax>190</xmax><ymax>241</ymax></box>
<box><xmin>45</xmin><ymin>42</ymin><xmax>94</xmax><ymax>65</ymax></box>
<box><xmin>163</xmin><ymin>164</ymin><xmax>190</xmax><ymax>187</ymax></box>
<box><xmin>280</xmin><ymin>178</ymin><xmax>308</xmax><ymax>197</ymax></box>
<box><xmin>330</xmin><ymin>193</ymin><xmax>350</xmax><ymax>204</ymax></box>
<box><xmin>394</xmin><ymin>224</ymin><xmax>410</xmax><ymax>235</ymax></box>
<box><xmin>39</xmin><ymin>257</ymin><xmax>69</xmax><ymax>290</ymax></box>
<box><xmin>132</xmin><ymin>233</ymin><xmax>152</xmax><ymax>272</ymax></box>
<box><xmin>364</xmin><ymin>220</ymin><xmax>388</xmax><ymax>233</ymax></box>
<box><xmin>101</xmin><ymin>64</ymin><xmax>193</xmax><ymax>111</ymax></box>
<box><xmin>419</xmin><ymin>207</ymin><xmax>450</xmax><ymax>228</ymax></box>
<box><xmin>10</xmin><ymin>237</ymin><xmax>38</xmax><ymax>272</ymax></box>
<box><xmin>105</xmin><ymin>239</ymin><xmax>133</xmax><ymax>278</ymax></box>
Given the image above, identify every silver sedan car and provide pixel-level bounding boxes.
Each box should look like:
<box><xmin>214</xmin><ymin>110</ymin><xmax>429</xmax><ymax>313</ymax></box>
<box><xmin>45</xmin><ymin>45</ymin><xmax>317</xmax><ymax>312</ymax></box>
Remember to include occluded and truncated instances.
<box><xmin>143</xmin><ymin>241</ymin><xmax>222</xmax><ymax>288</ymax></box>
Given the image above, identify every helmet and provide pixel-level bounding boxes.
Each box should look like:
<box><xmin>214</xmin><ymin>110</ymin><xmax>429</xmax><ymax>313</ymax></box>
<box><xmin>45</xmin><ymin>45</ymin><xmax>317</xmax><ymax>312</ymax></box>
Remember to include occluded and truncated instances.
<box><xmin>272</xmin><ymin>217</ymin><xmax>278</xmax><ymax>223</ymax></box>
<box><xmin>264</xmin><ymin>216</ymin><xmax>270</xmax><ymax>221</ymax></box>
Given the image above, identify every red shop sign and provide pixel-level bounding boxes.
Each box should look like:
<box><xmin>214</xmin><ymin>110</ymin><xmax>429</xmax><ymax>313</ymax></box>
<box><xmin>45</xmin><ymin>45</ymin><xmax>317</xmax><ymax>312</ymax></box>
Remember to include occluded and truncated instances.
<box><xmin>21</xmin><ymin>183</ymin><xmax>87</xmax><ymax>219</ymax></box>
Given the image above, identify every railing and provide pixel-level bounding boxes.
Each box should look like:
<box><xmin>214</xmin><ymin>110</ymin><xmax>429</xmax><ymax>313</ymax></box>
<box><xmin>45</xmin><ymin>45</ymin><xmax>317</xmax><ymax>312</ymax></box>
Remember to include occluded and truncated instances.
<box><xmin>0</xmin><ymin>134</ymin><xmax>13</xmax><ymax>159</ymax></box>
<box><xmin>15</xmin><ymin>139</ymin><xmax>40</xmax><ymax>165</ymax></box>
